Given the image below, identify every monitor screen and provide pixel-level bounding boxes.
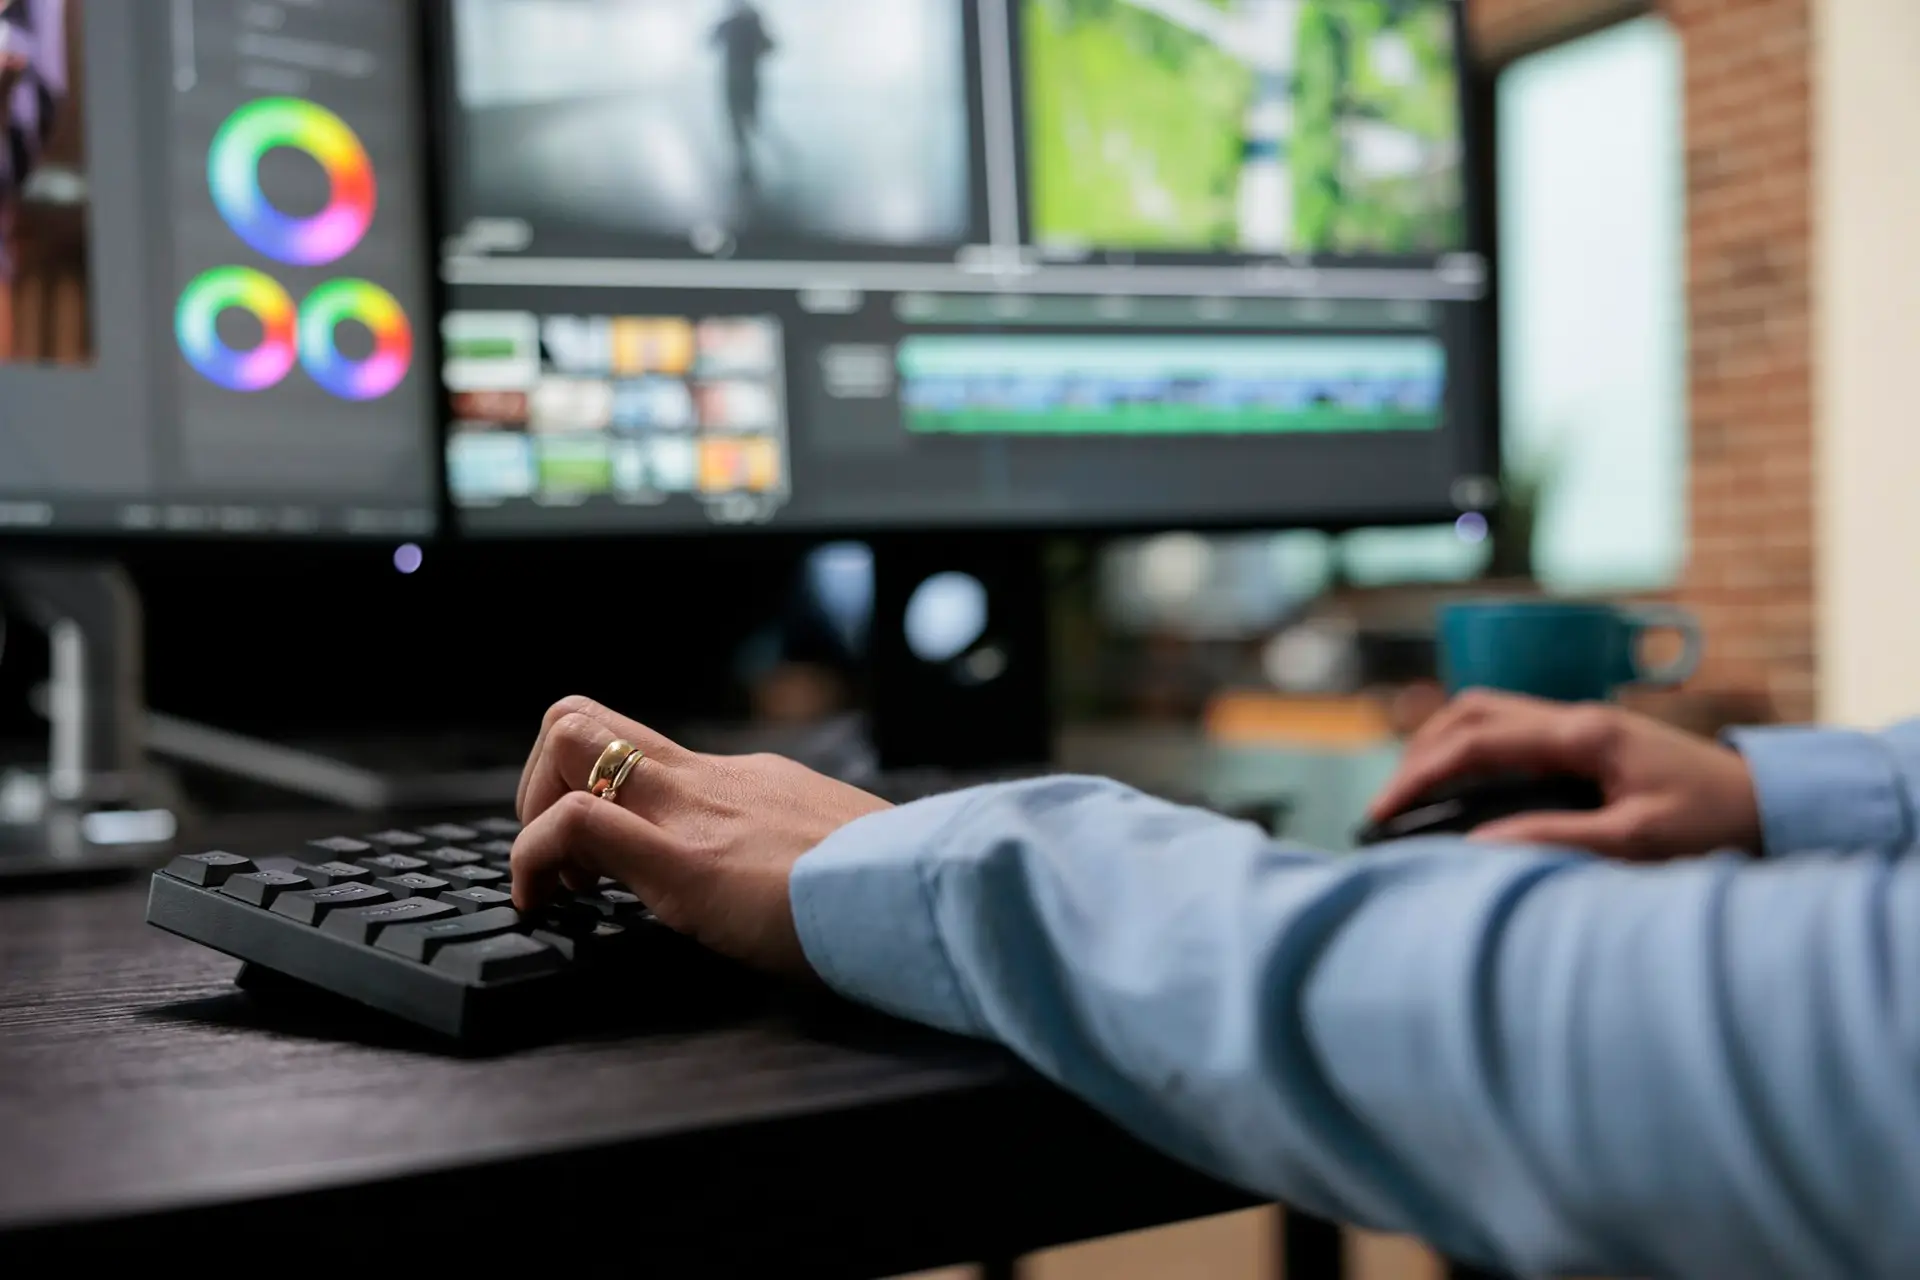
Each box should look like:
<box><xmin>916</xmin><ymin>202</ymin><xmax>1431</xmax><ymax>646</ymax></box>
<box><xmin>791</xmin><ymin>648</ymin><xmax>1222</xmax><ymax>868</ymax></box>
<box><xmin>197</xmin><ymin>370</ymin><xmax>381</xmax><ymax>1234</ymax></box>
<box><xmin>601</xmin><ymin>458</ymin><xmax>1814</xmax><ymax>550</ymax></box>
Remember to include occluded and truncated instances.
<box><xmin>435</xmin><ymin>0</ymin><xmax>1492</xmax><ymax>536</ymax></box>
<box><xmin>0</xmin><ymin>0</ymin><xmax>438</xmax><ymax>538</ymax></box>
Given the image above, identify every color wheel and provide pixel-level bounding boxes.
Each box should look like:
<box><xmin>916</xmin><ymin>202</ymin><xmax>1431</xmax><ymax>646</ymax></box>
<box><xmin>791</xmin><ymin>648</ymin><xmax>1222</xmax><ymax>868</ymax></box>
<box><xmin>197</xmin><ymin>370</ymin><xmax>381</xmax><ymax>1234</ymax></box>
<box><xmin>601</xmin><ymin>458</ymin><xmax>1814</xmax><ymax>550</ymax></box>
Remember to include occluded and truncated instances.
<box><xmin>209</xmin><ymin>97</ymin><xmax>376</xmax><ymax>267</ymax></box>
<box><xmin>299</xmin><ymin>279</ymin><xmax>414</xmax><ymax>401</ymax></box>
<box><xmin>175</xmin><ymin>266</ymin><xmax>299</xmax><ymax>392</ymax></box>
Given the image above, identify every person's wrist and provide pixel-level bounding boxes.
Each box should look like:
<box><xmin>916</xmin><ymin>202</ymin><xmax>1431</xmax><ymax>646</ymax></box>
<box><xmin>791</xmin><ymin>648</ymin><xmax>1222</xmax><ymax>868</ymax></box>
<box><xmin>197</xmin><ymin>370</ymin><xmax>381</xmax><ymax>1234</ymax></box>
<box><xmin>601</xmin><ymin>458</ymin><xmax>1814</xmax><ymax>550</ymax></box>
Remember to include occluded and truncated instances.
<box><xmin>1715</xmin><ymin>749</ymin><xmax>1765</xmax><ymax>854</ymax></box>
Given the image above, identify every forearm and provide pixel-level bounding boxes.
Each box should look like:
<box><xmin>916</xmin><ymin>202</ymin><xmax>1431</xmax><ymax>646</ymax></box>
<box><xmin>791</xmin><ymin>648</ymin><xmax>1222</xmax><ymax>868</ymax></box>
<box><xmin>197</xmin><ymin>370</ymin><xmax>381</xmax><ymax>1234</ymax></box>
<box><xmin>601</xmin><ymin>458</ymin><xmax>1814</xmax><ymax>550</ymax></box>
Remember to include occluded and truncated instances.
<box><xmin>793</xmin><ymin>778</ymin><xmax>1920</xmax><ymax>1278</ymax></box>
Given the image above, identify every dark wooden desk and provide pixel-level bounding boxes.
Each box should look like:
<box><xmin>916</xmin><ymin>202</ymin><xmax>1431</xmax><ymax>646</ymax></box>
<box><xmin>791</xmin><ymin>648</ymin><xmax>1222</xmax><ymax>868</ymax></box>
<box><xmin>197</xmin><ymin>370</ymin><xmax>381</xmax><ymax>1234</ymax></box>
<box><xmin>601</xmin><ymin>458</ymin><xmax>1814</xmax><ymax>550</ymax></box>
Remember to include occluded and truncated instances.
<box><xmin>0</xmin><ymin>825</ymin><xmax>1257</xmax><ymax>1274</ymax></box>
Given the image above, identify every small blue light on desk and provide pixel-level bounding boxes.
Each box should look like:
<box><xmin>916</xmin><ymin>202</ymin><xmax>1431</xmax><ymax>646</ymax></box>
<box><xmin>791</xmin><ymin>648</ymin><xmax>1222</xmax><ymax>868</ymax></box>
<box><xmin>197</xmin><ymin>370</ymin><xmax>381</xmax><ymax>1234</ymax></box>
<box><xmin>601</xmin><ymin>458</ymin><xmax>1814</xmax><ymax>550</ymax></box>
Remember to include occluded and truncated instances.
<box><xmin>394</xmin><ymin>543</ymin><xmax>424</xmax><ymax>575</ymax></box>
<box><xmin>1454</xmin><ymin>512</ymin><xmax>1489</xmax><ymax>544</ymax></box>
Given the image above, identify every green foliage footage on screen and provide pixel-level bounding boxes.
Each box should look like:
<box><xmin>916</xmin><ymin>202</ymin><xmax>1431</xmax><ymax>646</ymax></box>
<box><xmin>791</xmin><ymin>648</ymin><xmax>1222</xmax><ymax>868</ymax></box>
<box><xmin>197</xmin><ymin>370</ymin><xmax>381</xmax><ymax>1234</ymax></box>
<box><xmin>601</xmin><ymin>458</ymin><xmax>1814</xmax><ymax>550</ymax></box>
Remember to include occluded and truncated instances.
<box><xmin>1023</xmin><ymin>0</ymin><xmax>1464</xmax><ymax>256</ymax></box>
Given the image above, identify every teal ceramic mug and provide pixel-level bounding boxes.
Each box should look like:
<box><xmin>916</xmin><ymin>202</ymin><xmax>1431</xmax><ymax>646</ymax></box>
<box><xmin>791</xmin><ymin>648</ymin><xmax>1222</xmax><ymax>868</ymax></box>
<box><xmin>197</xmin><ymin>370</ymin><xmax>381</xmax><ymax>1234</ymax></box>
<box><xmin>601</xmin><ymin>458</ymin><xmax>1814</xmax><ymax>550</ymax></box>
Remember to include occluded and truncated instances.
<box><xmin>1437</xmin><ymin>600</ymin><xmax>1702</xmax><ymax>702</ymax></box>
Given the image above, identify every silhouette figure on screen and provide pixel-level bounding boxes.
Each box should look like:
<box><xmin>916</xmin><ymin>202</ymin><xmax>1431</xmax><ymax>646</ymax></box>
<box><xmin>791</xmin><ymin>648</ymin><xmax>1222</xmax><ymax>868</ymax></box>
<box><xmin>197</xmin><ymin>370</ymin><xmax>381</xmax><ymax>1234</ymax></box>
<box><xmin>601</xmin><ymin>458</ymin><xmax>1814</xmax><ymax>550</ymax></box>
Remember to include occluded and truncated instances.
<box><xmin>711</xmin><ymin>0</ymin><xmax>775</xmax><ymax>200</ymax></box>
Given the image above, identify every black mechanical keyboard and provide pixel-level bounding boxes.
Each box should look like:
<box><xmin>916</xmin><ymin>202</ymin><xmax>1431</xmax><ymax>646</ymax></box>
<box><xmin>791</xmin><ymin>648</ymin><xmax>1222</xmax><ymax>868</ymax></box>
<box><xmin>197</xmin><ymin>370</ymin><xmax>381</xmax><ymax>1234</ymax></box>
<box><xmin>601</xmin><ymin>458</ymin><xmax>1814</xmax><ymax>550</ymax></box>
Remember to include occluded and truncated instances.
<box><xmin>146</xmin><ymin>817</ymin><xmax>738</xmax><ymax>1044</ymax></box>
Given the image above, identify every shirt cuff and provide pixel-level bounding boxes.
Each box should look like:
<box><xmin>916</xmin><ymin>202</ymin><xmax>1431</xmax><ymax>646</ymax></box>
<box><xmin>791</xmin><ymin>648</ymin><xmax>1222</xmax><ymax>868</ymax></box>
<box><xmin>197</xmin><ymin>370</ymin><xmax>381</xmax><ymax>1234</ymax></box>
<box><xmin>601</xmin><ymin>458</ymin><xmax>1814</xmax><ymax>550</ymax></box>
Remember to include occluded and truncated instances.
<box><xmin>789</xmin><ymin>790</ymin><xmax>990</xmax><ymax>1038</ymax></box>
<box><xmin>1724</xmin><ymin>725</ymin><xmax>1914</xmax><ymax>856</ymax></box>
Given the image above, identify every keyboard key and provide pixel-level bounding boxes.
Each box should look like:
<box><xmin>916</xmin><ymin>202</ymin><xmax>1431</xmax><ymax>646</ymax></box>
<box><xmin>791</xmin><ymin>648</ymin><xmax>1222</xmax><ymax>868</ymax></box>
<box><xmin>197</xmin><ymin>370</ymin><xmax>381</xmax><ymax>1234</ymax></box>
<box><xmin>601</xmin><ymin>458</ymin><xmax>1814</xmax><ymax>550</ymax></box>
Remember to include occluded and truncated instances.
<box><xmin>272</xmin><ymin>883</ymin><xmax>393</xmax><ymax>925</ymax></box>
<box><xmin>591</xmin><ymin>889</ymin><xmax>644</xmax><ymax>916</ymax></box>
<box><xmin>472</xmin><ymin>817</ymin><xmax>522</xmax><ymax>837</ymax></box>
<box><xmin>375</xmin><ymin>872</ymin><xmax>452</xmax><ymax>900</ymax></box>
<box><xmin>468</xmin><ymin>840</ymin><xmax>515</xmax><ymax>861</ymax></box>
<box><xmin>299</xmin><ymin>861</ymin><xmax>373</xmax><ymax>888</ymax></box>
<box><xmin>418</xmin><ymin>846</ymin><xmax>482</xmax><ymax>870</ymax></box>
<box><xmin>321</xmin><ymin>897</ymin><xmax>458</xmax><ymax>945</ymax></box>
<box><xmin>165</xmin><ymin>851</ymin><xmax>255</xmax><ymax>887</ymax></box>
<box><xmin>431</xmin><ymin>932</ymin><xmax>561</xmax><ymax>983</ymax></box>
<box><xmin>415</xmin><ymin>823</ymin><xmax>479</xmax><ymax>843</ymax></box>
<box><xmin>377</xmin><ymin>906</ymin><xmax>523</xmax><ymax>963</ymax></box>
<box><xmin>307</xmin><ymin>836</ymin><xmax>373</xmax><ymax>860</ymax></box>
<box><xmin>357</xmin><ymin>853</ymin><xmax>431</xmax><ymax>877</ymax></box>
<box><xmin>363</xmin><ymin>829</ymin><xmax>428</xmax><ymax>850</ymax></box>
<box><xmin>220</xmin><ymin>870</ymin><xmax>310</xmax><ymax>908</ymax></box>
<box><xmin>534</xmin><ymin>897</ymin><xmax>601</xmax><ymax>931</ymax></box>
<box><xmin>531</xmin><ymin>920</ymin><xmax>628</xmax><ymax>964</ymax></box>
<box><xmin>441</xmin><ymin>886</ymin><xmax>514</xmax><ymax>913</ymax></box>
<box><xmin>440</xmin><ymin>865</ymin><xmax>506</xmax><ymax>890</ymax></box>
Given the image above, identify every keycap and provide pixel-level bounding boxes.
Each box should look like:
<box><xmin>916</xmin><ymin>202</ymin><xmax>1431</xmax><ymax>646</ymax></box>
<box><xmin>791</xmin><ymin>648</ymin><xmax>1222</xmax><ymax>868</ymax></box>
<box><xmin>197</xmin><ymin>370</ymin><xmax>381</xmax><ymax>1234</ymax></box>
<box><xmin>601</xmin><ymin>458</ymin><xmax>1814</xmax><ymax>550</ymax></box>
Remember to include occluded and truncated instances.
<box><xmin>377</xmin><ymin>906</ymin><xmax>523</xmax><ymax>963</ymax></box>
<box><xmin>472</xmin><ymin>817</ymin><xmax>522</xmax><ymax>837</ymax></box>
<box><xmin>431</xmin><ymin>932</ymin><xmax>561</xmax><ymax>983</ymax></box>
<box><xmin>165</xmin><ymin>851</ymin><xmax>255</xmax><ymax>887</ymax></box>
<box><xmin>585</xmin><ymin>889</ymin><xmax>644</xmax><ymax>917</ymax></box>
<box><xmin>357</xmin><ymin>853</ymin><xmax>431</xmax><ymax>877</ymax></box>
<box><xmin>441</xmin><ymin>886</ymin><xmax>514</xmax><ymax>914</ymax></box>
<box><xmin>440</xmin><ymin>865</ymin><xmax>506</xmax><ymax>890</ymax></box>
<box><xmin>415</xmin><ymin>823</ymin><xmax>479</xmax><ymax>843</ymax></box>
<box><xmin>307</xmin><ymin>836</ymin><xmax>373</xmax><ymax>860</ymax></box>
<box><xmin>299</xmin><ymin>861</ymin><xmax>373</xmax><ymax>888</ymax></box>
<box><xmin>219</xmin><ymin>869</ymin><xmax>310</xmax><ymax>907</ymax></box>
<box><xmin>363</xmin><ymin>829</ymin><xmax>428</xmax><ymax>850</ymax></box>
<box><xmin>271</xmin><ymin>883</ymin><xmax>393</xmax><ymax>925</ymax></box>
<box><xmin>531</xmin><ymin>920</ymin><xmax>628</xmax><ymax>964</ymax></box>
<box><xmin>375</xmin><ymin>872</ymin><xmax>452</xmax><ymax>900</ymax></box>
<box><xmin>321</xmin><ymin>897</ymin><xmax>458</xmax><ymax>945</ymax></box>
<box><xmin>535</xmin><ymin>897</ymin><xmax>602</xmax><ymax>930</ymax></box>
<box><xmin>418</xmin><ymin>846</ymin><xmax>482</xmax><ymax>870</ymax></box>
<box><xmin>468</xmin><ymin>839</ymin><xmax>515</xmax><ymax>861</ymax></box>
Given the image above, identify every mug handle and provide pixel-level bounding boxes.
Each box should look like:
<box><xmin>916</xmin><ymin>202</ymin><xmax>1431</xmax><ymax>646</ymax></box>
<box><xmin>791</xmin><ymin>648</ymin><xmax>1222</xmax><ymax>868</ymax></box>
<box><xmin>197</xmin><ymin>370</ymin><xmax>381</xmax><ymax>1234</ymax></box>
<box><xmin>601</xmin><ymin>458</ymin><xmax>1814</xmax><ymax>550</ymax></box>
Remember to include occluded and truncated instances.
<box><xmin>1626</xmin><ymin>605</ymin><xmax>1702</xmax><ymax>688</ymax></box>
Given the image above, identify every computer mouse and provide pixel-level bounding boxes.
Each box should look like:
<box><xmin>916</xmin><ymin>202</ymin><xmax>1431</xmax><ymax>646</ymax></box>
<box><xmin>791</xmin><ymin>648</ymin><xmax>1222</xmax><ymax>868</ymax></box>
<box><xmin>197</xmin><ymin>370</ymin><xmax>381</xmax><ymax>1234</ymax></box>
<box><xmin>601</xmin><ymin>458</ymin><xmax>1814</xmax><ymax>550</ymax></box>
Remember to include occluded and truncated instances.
<box><xmin>1355</xmin><ymin>773</ymin><xmax>1606</xmax><ymax>846</ymax></box>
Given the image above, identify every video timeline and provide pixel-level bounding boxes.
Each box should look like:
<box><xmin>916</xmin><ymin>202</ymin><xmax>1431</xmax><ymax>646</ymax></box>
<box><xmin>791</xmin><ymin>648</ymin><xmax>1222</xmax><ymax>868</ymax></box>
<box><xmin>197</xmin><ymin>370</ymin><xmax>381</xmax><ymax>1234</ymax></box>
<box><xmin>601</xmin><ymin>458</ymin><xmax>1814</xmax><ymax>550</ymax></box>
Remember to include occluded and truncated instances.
<box><xmin>897</xmin><ymin>335</ymin><xmax>1447</xmax><ymax>436</ymax></box>
<box><xmin>444</xmin><ymin>311</ymin><xmax>789</xmax><ymax>515</ymax></box>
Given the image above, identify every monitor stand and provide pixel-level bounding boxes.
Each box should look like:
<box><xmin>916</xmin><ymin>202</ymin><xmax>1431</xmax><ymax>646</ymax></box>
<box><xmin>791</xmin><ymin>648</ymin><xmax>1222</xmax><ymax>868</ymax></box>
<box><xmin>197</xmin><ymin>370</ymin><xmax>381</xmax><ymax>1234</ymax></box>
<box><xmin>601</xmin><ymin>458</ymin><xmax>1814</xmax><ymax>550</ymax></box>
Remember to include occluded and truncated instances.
<box><xmin>1</xmin><ymin>561</ymin><xmax>521</xmax><ymax>838</ymax></box>
<box><xmin>0</xmin><ymin>561</ymin><xmax>182</xmax><ymax>881</ymax></box>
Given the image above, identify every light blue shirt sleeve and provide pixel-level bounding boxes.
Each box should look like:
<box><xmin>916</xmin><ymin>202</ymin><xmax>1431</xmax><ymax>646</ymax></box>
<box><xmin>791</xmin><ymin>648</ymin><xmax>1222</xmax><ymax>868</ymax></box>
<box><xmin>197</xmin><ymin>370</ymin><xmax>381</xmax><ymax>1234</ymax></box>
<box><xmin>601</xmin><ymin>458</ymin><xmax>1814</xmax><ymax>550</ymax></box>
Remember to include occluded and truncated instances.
<box><xmin>790</xmin><ymin>777</ymin><xmax>1920</xmax><ymax>1279</ymax></box>
<box><xmin>1727</xmin><ymin>720</ymin><xmax>1920</xmax><ymax>856</ymax></box>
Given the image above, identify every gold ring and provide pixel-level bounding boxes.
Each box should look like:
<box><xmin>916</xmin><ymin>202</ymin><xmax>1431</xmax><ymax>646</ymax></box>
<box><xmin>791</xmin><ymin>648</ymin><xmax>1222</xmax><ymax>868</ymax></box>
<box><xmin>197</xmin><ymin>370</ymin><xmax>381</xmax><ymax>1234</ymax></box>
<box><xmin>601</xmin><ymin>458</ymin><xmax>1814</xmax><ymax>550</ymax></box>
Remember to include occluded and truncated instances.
<box><xmin>603</xmin><ymin>747</ymin><xmax>645</xmax><ymax>805</ymax></box>
<box><xmin>587</xmin><ymin>739</ymin><xmax>641</xmax><ymax>799</ymax></box>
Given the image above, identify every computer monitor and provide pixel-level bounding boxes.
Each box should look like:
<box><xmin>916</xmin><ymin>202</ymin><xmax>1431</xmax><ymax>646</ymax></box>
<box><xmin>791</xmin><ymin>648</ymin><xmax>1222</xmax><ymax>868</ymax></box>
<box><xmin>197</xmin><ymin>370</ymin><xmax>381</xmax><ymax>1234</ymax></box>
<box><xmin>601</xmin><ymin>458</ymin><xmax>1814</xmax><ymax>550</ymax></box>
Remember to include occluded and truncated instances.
<box><xmin>0</xmin><ymin>0</ymin><xmax>438</xmax><ymax>539</ymax></box>
<box><xmin>433</xmin><ymin>0</ymin><xmax>1494</xmax><ymax>538</ymax></box>
<box><xmin>431</xmin><ymin>0</ymin><xmax>1496</xmax><ymax>774</ymax></box>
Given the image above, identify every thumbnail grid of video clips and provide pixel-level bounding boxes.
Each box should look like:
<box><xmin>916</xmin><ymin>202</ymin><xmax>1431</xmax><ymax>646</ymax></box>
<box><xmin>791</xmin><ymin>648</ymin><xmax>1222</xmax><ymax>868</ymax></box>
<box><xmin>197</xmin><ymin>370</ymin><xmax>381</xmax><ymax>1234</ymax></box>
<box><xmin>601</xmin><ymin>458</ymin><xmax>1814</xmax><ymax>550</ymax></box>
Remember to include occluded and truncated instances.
<box><xmin>443</xmin><ymin>312</ymin><xmax>788</xmax><ymax>512</ymax></box>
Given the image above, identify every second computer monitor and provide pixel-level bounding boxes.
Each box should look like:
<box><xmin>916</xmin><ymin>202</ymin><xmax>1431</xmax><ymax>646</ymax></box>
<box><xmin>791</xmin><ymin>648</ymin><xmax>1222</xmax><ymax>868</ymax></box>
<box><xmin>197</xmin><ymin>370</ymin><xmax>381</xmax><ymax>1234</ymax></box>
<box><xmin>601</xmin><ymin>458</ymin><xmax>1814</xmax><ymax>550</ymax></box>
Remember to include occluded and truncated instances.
<box><xmin>434</xmin><ymin>0</ymin><xmax>1492</xmax><ymax>536</ymax></box>
<box><xmin>0</xmin><ymin>0</ymin><xmax>440</xmax><ymax>540</ymax></box>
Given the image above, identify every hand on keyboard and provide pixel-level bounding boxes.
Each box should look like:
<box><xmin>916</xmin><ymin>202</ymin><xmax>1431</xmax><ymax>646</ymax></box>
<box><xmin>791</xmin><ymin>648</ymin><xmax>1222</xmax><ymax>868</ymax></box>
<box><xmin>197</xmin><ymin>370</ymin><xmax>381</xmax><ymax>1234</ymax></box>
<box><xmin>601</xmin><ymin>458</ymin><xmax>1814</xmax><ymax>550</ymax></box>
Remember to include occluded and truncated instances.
<box><xmin>512</xmin><ymin>697</ymin><xmax>893</xmax><ymax>977</ymax></box>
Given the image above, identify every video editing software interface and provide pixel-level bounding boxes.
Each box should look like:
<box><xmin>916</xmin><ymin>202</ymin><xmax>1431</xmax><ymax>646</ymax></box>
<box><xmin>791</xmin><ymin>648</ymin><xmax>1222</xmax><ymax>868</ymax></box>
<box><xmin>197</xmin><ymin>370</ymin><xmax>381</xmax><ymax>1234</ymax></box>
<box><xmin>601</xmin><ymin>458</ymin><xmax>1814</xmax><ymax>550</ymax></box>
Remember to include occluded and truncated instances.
<box><xmin>437</xmin><ymin>0</ymin><xmax>1492</xmax><ymax>535</ymax></box>
<box><xmin>0</xmin><ymin>0</ymin><xmax>436</xmax><ymax>537</ymax></box>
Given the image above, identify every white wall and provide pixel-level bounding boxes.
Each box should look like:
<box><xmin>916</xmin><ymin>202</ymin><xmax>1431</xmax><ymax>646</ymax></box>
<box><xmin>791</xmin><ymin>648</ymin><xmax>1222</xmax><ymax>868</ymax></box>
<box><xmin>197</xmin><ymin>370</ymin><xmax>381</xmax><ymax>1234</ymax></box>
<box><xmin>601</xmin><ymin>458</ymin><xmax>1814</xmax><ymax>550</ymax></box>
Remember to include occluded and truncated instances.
<box><xmin>1816</xmin><ymin>0</ymin><xmax>1920</xmax><ymax>725</ymax></box>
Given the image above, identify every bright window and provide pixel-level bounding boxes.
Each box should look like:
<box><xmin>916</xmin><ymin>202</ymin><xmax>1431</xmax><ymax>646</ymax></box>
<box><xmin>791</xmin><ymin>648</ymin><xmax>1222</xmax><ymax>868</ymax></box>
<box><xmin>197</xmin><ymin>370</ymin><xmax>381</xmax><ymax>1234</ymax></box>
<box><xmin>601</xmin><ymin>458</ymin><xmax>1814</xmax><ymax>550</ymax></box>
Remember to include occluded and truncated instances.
<box><xmin>1498</xmin><ymin>15</ymin><xmax>1687</xmax><ymax>593</ymax></box>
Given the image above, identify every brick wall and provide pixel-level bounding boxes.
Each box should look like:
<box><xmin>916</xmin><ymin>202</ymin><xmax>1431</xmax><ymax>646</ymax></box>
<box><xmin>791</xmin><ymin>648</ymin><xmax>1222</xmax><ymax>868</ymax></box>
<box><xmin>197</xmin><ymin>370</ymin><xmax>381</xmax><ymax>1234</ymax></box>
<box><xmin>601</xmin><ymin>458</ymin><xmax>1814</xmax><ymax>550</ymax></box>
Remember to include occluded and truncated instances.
<box><xmin>1470</xmin><ymin>0</ymin><xmax>1819</xmax><ymax>722</ymax></box>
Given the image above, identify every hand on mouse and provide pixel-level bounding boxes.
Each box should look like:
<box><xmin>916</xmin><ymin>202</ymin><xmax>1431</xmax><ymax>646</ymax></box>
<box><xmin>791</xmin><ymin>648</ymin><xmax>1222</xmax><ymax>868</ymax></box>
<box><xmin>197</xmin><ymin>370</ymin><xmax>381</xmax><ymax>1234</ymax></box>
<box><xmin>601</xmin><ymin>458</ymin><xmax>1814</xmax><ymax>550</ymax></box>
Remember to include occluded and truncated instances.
<box><xmin>510</xmin><ymin>696</ymin><xmax>892</xmax><ymax>977</ymax></box>
<box><xmin>1367</xmin><ymin>690</ymin><xmax>1762</xmax><ymax>861</ymax></box>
